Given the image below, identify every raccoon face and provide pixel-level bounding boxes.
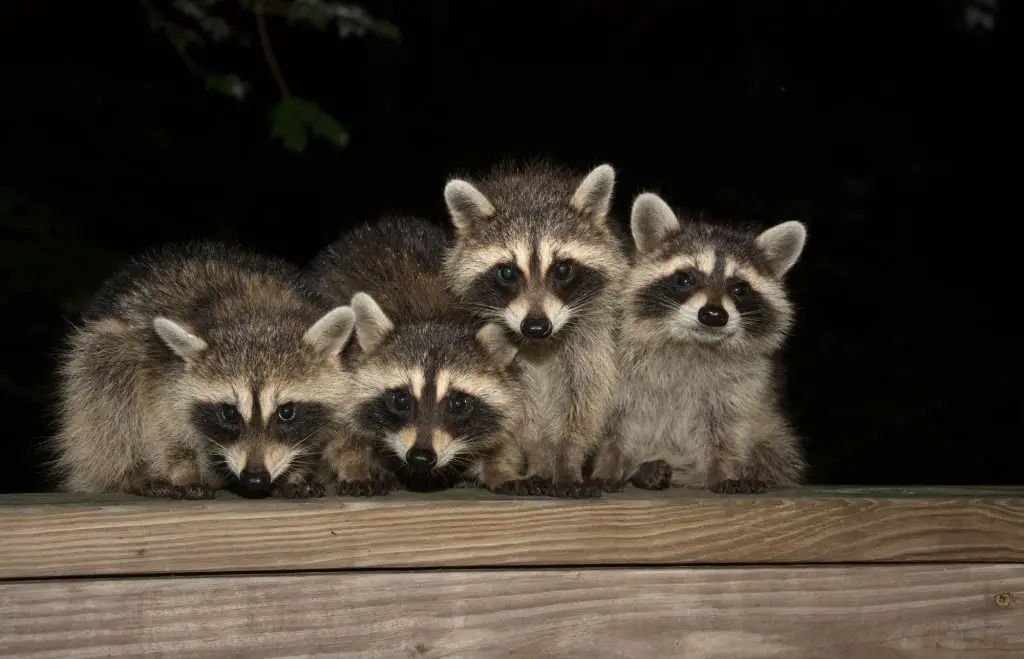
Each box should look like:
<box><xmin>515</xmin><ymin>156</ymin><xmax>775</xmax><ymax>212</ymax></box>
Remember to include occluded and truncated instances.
<box><xmin>441</xmin><ymin>162</ymin><xmax>626</xmax><ymax>343</ymax></box>
<box><xmin>346</xmin><ymin>294</ymin><xmax>522</xmax><ymax>482</ymax></box>
<box><xmin>627</xmin><ymin>193</ymin><xmax>806</xmax><ymax>353</ymax></box>
<box><xmin>153</xmin><ymin>306</ymin><xmax>355</xmax><ymax>496</ymax></box>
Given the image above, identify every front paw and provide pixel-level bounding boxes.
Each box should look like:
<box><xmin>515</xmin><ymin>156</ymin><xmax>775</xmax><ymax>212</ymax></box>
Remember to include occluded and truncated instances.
<box><xmin>489</xmin><ymin>475</ymin><xmax>550</xmax><ymax>496</ymax></box>
<box><xmin>592</xmin><ymin>477</ymin><xmax>625</xmax><ymax>493</ymax></box>
<box><xmin>272</xmin><ymin>479</ymin><xmax>326</xmax><ymax>499</ymax></box>
<box><xmin>551</xmin><ymin>480</ymin><xmax>603</xmax><ymax>499</ymax></box>
<box><xmin>136</xmin><ymin>480</ymin><xmax>216</xmax><ymax>500</ymax></box>
<box><xmin>708</xmin><ymin>478</ymin><xmax>768</xmax><ymax>494</ymax></box>
<box><xmin>337</xmin><ymin>478</ymin><xmax>393</xmax><ymax>497</ymax></box>
<box><xmin>630</xmin><ymin>460</ymin><xmax>673</xmax><ymax>490</ymax></box>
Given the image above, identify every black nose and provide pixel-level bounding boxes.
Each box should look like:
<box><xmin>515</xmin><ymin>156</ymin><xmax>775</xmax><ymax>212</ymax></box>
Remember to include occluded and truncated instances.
<box><xmin>238</xmin><ymin>468</ymin><xmax>271</xmax><ymax>492</ymax></box>
<box><xmin>697</xmin><ymin>304</ymin><xmax>729</xmax><ymax>327</ymax></box>
<box><xmin>520</xmin><ymin>315</ymin><xmax>552</xmax><ymax>339</ymax></box>
<box><xmin>406</xmin><ymin>447</ymin><xmax>438</xmax><ymax>472</ymax></box>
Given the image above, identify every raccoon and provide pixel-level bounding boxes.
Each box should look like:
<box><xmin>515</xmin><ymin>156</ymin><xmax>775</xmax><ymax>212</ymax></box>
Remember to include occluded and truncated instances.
<box><xmin>440</xmin><ymin>160</ymin><xmax>629</xmax><ymax>498</ymax></box>
<box><xmin>50</xmin><ymin>241</ymin><xmax>355</xmax><ymax>500</ymax></box>
<box><xmin>308</xmin><ymin>216</ymin><xmax>527</xmax><ymax>494</ymax></box>
<box><xmin>589</xmin><ymin>193</ymin><xmax>808</xmax><ymax>494</ymax></box>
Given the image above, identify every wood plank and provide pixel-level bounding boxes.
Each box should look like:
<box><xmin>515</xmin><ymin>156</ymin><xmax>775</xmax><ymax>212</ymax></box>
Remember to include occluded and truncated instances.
<box><xmin>1</xmin><ymin>565</ymin><xmax>1022</xmax><ymax>658</ymax></box>
<box><xmin>1</xmin><ymin>487</ymin><xmax>1022</xmax><ymax>579</ymax></box>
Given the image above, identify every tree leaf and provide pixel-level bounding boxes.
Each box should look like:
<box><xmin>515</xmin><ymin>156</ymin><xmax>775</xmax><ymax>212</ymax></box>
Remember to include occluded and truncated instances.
<box><xmin>269</xmin><ymin>98</ymin><xmax>309</xmax><ymax>152</ymax></box>
<box><xmin>204</xmin><ymin>72</ymin><xmax>250</xmax><ymax>99</ymax></box>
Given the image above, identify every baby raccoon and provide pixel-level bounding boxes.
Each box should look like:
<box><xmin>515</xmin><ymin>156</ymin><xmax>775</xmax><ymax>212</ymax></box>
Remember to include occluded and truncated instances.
<box><xmin>50</xmin><ymin>241</ymin><xmax>355</xmax><ymax>499</ymax></box>
<box><xmin>441</xmin><ymin>160</ymin><xmax>629</xmax><ymax>498</ymax></box>
<box><xmin>308</xmin><ymin>216</ymin><xmax>527</xmax><ymax>494</ymax></box>
<box><xmin>590</xmin><ymin>193</ymin><xmax>808</xmax><ymax>494</ymax></box>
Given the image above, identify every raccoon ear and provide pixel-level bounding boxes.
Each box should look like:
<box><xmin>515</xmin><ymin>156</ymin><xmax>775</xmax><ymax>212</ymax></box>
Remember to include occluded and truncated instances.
<box><xmin>474</xmin><ymin>322</ymin><xmax>519</xmax><ymax>370</ymax></box>
<box><xmin>569</xmin><ymin>164</ymin><xmax>616</xmax><ymax>221</ymax></box>
<box><xmin>444</xmin><ymin>179</ymin><xmax>495</xmax><ymax>231</ymax></box>
<box><xmin>756</xmin><ymin>221</ymin><xmax>807</xmax><ymax>277</ymax></box>
<box><xmin>153</xmin><ymin>317</ymin><xmax>207</xmax><ymax>364</ymax></box>
<box><xmin>630</xmin><ymin>193</ymin><xmax>680</xmax><ymax>254</ymax></box>
<box><xmin>303</xmin><ymin>305</ymin><xmax>355</xmax><ymax>360</ymax></box>
<box><xmin>350</xmin><ymin>292</ymin><xmax>394</xmax><ymax>353</ymax></box>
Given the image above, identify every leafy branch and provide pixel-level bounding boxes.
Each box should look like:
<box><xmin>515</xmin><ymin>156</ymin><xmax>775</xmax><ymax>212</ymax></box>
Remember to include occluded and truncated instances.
<box><xmin>139</xmin><ymin>0</ymin><xmax>399</xmax><ymax>151</ymax></box>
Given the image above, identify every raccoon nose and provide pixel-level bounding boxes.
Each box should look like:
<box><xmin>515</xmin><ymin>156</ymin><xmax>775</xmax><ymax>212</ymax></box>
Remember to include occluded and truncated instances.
<box><xmin>697</xmin><ymin>304</ymin><xmax>729</xmax><ymax>327</ymax></box>
<box><xmin>520</xmin><ymin>315</ymin><xmax>552</xmax><ymax>339</ymax></box>
<box><xmin>406</xmin><ymin>447</ymin><xmax>437</xmax><ymax>472</ymax></box>
<box><xmin>239</xmin><ymin>468</ymin><xmax>272</xmax><ymax>492</ymax></box>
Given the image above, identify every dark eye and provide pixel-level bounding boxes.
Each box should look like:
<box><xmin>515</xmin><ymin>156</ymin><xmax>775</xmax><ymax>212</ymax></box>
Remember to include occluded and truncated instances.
<box><xmin>277</xmin><ymin>403</ymin><xmax>296</xmax><ymax>422</ymax></box>
<box><xmin>219</xmin><ymin>404</ymin><xmax>240</xmax><ymax>424</ymax></box>
<box><xmin>496</xmin><ymin>264</ymin><xmax>517</xmax><ymax>282</ymax></box>
<box><xmin>675</xmin><ymin>272</ymin><xmax>696</xmax><ymax>288</ymax></box>
<box><xmin>552</xmin><ymin>260</ymin><xmax>575</xmax><ymax>281</ymax></box>
<box><xmin>389</xmin><ymin>390</ymin><xmax>411</xmax><ymax>413</ymax></box>
<box><xmin>447</xmin><ymin>393</ymin><xmax>472</xmax><ymax>415</ymax></box>
<box><xmin>729</xmin><ymin>282</ymin><xmax>751</xmax><ymax>299</ymax></box>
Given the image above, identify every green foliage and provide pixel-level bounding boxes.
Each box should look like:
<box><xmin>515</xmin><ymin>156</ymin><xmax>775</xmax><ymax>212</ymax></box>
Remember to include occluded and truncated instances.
<box><xmin>139</xmin><ymin>0</ymin><xmax>399</xmax><ymax>152</ymax></box>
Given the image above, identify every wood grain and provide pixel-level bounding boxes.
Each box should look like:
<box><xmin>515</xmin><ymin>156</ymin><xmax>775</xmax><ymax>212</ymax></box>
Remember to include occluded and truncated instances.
<box><xmin>1</xmin><ymin>565</ymin><xmax>1022</xmax><ymax>658</ymax></box>
<box><xmin>1</xmin><ymin>487</ymin><xmax>1022</xmax><ymax>579</ymax></box>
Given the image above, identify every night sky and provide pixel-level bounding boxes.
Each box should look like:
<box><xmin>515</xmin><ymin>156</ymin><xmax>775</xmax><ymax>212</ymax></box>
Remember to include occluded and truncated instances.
<box><xmin>2</xmin><ymin>0</ymin><xmax>1018</xmax><ymax>493</ymax></box>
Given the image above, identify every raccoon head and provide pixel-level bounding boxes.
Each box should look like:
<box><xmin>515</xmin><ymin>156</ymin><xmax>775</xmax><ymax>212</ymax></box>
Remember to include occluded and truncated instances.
<box><xmin>441</xmin><ymin>161</ymin><xmax>626</xmax><ymax>344</ymax></box>
<box><xmin>345</xmin><ymin>293</ymin><xmax>523</xmax><ymax>486</ymax></box>
<box><xmin>153</xmin><ymin>305</ymin><xmax>355</xmax><ymax>497</ymax></box>
<box><xmin>627</xmin><ymin>192</ymin><xmax>806</xmax><ymax>354</ymax></box>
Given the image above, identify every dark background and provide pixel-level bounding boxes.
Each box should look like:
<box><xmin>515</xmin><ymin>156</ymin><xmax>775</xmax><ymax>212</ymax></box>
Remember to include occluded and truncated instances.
<box><xmin>1</xmin><ymin>0</ymin><xmax>1018</xmax><ymax>493</ymax></box>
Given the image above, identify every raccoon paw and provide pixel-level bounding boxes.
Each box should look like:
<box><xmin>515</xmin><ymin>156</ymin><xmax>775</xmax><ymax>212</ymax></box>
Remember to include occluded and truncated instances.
<box><xmin>489</xmin><ymin>476</ymin><xmax>550</xmax><ymax>497</ymax></box>
<box><xmin>136</xmin><ymin>481</ymin><xmax>216</xmax><ymax>500</ymax></box>
<box><xmin>337</xmin><ymin>479</ymin><xmax>392</xmax><ymax>497</ymax></box>
<box><xmin>629</xmin><ymin>460</ymin><xmax>673</xmax><ymax>490</ymax></box>
<box><xmin>271</xmin><ymin>480</ymin><xmax>326</xmax><ymax>499</ymax></box>
<box><xmin>592</xmin><ymin>477</ymin><xmax>625</xmax><ymax>493</ymax></box>
<box><xmin>550</xmin><ymin>480</ymin><xmax>603</xmax><ymax>499</ymax></box>
<box><xmin>708</xmin><ymin>478</ymin><xmax>768</xmax><ymax>495</ymax></box>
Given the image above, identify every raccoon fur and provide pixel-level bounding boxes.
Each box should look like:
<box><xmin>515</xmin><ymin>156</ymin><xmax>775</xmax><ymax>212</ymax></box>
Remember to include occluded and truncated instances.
<box><xmin>50</xmin><ymin>241</ymin><xmax>355</xmax><ymax>500</ymax></box>
<box><xmin>440</xmin><ymin>160</ymin><xmax>629</xmax><ymax>498</ymax></box>
<box><xmin>589</xmin><ymin>193</ymin><xmax>808</xmax><ymax>494</ymax></box>
<box><xmin>307</xmin><ymin>216</ymin><xmax>527</xmax><ymax>494</ymax></box>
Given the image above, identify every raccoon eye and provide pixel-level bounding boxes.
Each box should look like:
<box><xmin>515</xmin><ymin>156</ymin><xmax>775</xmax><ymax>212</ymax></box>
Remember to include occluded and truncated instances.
<box><xmin>552</xmin><ymin>260</ymin><xmax>575</xmax><ymax>282</ymax></box>
<box><xmin>447</xmin><ymin>393</ymin><xmax>472</xmax><ymax>415</ymax></box>
<box><xmin>388</xmin><ymin>390</ymin><xmax>411</xmax><ymax>414</ymax></box>
<box><xmin>729</xmin><ymin>282</ymin><xmax>751</xmax><ymax>299</ymax></box>
<box><xmin>496</xmin><ymin>265</ymin><xmax>517</xmax><ymax>282</ymax></box>
<box><xmin>277</xmin><ymin>403</ymin><xmax>296</xmax><ymax>422</ymax></box>
<box><xmin>675</xmin><ymin>272</ymin><xmax>696</xmax><ymax>288</ymax></box>
<box><xmin>219</xmin><ymin>404</ymin><xmax>240</xmax><ymax>424</ymax></box>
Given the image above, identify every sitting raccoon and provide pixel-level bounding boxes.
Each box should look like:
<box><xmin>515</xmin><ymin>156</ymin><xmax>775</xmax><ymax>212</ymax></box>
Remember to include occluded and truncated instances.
<box><xmin>590</xmin><ymin>193</ymin><xmax>808</xmax><ymax>494</ymax></box>
<box><xmin>308</xmin><ymin>216</ymin><xmax>528</xmax><ymax>494</ymax></box>
<box><xmin>440</xmin><ymin>160</ymin><xmax>630</xmax><ymax>498</ymax></box>
<box><xmin>50</xmin><ymin>241</ymin><xmax>355</xmax><ymax>499</ymax></box>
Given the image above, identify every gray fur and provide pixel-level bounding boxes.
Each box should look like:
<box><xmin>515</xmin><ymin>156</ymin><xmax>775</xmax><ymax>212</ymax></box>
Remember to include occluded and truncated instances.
<box><xmin>591</xmin><ymin>194</ymin><xmax>808</xmax><ymax>492</ymax></box>
<box><xmin>50</xmin><ymin>241</ymin><xmax>353</xmax><ymax>498</ymax></box>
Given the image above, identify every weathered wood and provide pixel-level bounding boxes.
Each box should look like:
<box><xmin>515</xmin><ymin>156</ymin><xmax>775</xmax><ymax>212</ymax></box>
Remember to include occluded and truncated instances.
<box><xmin>1</xmin><ymin>565</ymin><xmax>1021</xmax><ymax>658</ymax></box>
<box><xmin>1</xmin><ymin>487</ymin><xmax>1022</xmax><ymax>579</ymax></box>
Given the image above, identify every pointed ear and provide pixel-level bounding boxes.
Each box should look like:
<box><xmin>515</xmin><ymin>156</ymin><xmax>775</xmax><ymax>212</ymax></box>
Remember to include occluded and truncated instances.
<box><xmin>303</xmin><ymin>305</ymin><xmax>355</xmax><ymax>361</ymax></box>
<box><xmin>444</xmin><ymin>179</ymin><xmax>495</xmax><ymax>232</ymax></box>
<box><xmin>350</xmin><ymin>292</ymin><xmax>394</xmax><ymax>353</ymax></box>
<box><xmin>569</xmin><ymin>163</ymin><xmax>615</xmax><ymax>221</ymax></box>
<box><xmin>474</xmin><ymin>322</ymin><xmax>519</xmax><ymax>370</ymax></box>
<box><xmin>756</xmin><ymin>221</ymin><xmax>807</xmax><ymax>277</ymax></box>
<box><xmin>631</xmin><ymin>193</ymin><xmax>680</xmax><ymax>254</ymax></box>
<box><xmin>153</xmin><ymin>317</ymin><xmax>207</xmax><ymax>364</ymax></box>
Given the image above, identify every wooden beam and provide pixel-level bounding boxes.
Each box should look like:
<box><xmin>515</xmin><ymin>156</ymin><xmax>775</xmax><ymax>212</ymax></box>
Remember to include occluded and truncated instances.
<box><xmin>1</xmin><ymin>565</ymin><xmax>1021</xmax><ymax>658</ymax></box>
<box><xmin>1</xmin><ymin>487</ymin><xmax>1022</xmax><ymax>579</ymax></box>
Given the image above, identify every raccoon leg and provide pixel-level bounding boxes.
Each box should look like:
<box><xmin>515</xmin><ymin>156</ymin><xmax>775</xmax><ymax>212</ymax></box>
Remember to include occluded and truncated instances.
<box><xmin>132</xmin><ymin>442</ymin><xmax>217</xmax><ymax>500</ymax></box>
<box><xmin>480</xmin><ymin>442</ymin><xmax>551</xmax><ymax>497</ymax></box>
<box><xmin>734</xmin><ymin>430</ymin><xmax>806</xmax><ymax>491</ymax></box>
<box><xmin>271</xmin><ymin>470</ymin><xmax>327</xmax><ymax>499</ymax></box>
<box><xmin>551</xmin><ymin>429</ymin><xmax>602</xmax><ymax>499</ymax></box>
<box><xmin>706</xmin><ymin>455</ymin><xmax>769</xmax><ymax>495</ymax></box>
<box><xmin>321</xmin><ymin>438</ymin><xmax>396</xmax><ymax>497</ymax></box>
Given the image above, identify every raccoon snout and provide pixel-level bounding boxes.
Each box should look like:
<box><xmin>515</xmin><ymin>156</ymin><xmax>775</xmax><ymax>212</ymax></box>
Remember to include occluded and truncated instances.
<box><xmin>238</xmin><ymin>467</ymin><xmax>272</xmax><ymax>493</ymax></box>
<box><xmin>520</xmin><ymin>314</ymin><xmax>552</xmax><ymax>339</ymax></box>
<box><xmin>407</xmin><ymin>447</ymin><xmax>438</xmax><ymax>472</ymax></box>
<box><xmin>697</xmin><ymin>304</ymin><xmax>729</xmax><ymax>328</ymax></box>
